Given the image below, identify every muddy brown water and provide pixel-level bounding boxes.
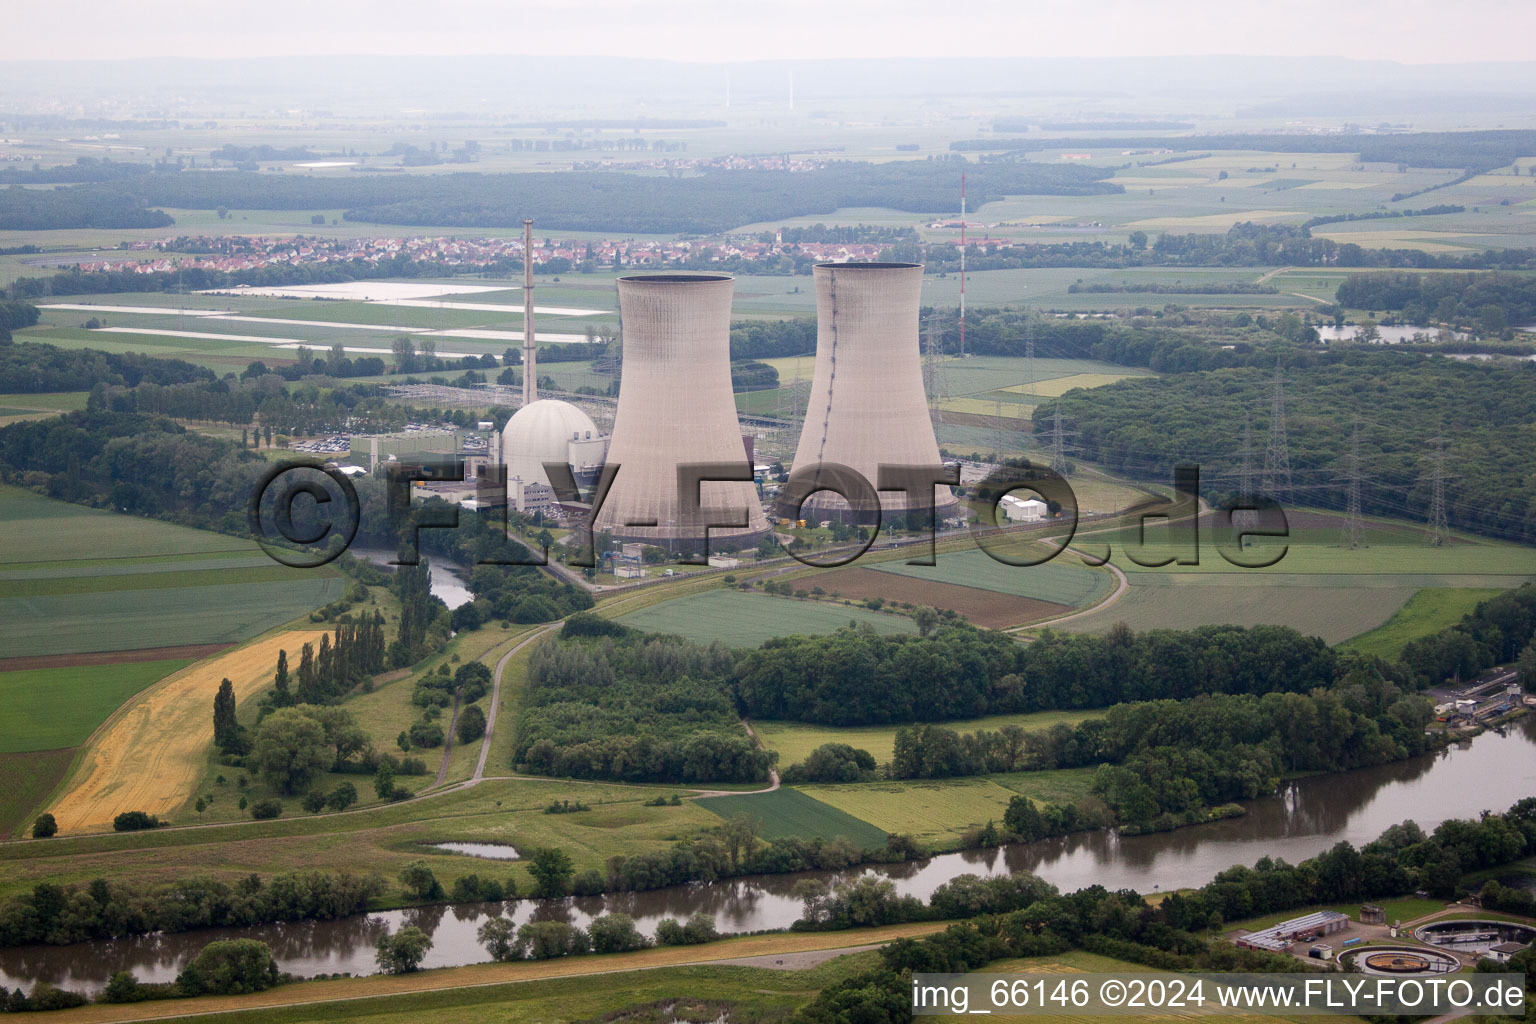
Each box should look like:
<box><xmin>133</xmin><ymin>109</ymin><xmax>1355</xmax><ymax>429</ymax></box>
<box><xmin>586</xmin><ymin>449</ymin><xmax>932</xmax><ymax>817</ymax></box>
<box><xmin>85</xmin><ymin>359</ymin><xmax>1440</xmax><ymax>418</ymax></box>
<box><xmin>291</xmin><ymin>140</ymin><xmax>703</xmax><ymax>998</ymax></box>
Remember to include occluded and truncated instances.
<box><xmin>3</xmin><ymin>717</ymin><xmax>1532</xmax><ymax>994</ymax></box>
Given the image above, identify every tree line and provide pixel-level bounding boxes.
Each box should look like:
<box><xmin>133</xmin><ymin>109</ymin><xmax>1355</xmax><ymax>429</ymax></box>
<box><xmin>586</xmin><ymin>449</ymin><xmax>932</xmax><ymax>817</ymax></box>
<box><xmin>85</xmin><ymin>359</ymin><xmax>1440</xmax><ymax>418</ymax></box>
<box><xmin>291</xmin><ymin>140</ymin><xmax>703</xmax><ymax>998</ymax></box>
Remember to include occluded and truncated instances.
<box><xmin>3</xmin><ymin>158</ymin><xmax>1118</xmax><ymax>234</ymax></box>
<box><xmin>1336</xmin><ymin>270</ymin><xmax>1536</xmax><ymax>336</ymax></box>
<box><xmin>732</xmin><ymin>622</ymin><xmax>1339</xmax><ymax>726</ymax></box>
<box><xmin>0</xmin><ymin>338</ymin><xmax>212</xmax><ymax>393</ymax></box>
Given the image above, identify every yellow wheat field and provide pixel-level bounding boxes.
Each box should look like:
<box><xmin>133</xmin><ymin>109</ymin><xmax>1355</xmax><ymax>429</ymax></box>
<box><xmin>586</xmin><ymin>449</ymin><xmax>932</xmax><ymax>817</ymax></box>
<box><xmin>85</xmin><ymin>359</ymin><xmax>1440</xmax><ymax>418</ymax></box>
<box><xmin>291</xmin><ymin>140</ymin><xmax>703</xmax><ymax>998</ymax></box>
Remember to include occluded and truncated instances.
<box><xmin>48</xmin><ymin>630</ymin><xmax>331</xmax><ymax>834</ymax></box>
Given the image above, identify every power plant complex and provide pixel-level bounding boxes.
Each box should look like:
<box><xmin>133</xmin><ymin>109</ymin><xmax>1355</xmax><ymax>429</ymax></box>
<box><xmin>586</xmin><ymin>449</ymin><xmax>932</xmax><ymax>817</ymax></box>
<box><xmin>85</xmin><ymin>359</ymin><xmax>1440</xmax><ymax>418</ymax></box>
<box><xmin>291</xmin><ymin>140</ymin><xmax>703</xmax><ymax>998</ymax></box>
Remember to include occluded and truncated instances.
<box><xmin>488</xmin><ymin>262</ymin><xmax>958</xmax><ymax>555</ymax></box>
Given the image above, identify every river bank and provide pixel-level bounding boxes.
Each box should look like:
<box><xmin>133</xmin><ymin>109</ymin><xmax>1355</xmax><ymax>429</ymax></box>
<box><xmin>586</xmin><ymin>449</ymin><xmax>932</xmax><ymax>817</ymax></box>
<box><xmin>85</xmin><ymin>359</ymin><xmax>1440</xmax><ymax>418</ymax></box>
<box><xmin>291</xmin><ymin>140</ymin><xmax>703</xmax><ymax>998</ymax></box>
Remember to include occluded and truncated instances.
<box><xmin>3</xmin><ymin>716</ymin><xmax>1531</xmax><ymax>995</ymax></box>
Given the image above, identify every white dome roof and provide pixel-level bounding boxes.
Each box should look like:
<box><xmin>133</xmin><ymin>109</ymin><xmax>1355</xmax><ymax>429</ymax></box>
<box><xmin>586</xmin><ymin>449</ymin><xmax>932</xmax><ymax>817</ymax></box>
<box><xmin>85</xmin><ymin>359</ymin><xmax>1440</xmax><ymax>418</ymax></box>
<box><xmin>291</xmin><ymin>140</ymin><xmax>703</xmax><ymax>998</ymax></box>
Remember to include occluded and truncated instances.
<box><xmin>501</xmin><ymin>399</ymin><xmax>599</xmax><ymax>488</ymax></box>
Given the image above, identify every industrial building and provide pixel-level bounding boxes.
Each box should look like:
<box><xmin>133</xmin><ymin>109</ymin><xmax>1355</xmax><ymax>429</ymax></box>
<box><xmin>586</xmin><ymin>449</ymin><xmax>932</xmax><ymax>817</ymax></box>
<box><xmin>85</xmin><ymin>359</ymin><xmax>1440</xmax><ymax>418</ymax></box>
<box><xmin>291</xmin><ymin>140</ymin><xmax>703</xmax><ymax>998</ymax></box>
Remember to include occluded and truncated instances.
<box><xmin>999</xmin><ymin>494</ymin><xmax>1048</xmax><ymax>522</ymax></box>
<box><xmin>1235</xmin><ymin>910</ymin><xmax>1349</xmax><ymax>953</ymax></box>
<box><xmin>593</xmin><ymin>273</ymin><xmax>770</xmax><ymax>551</ymax></box>
<box><xmin>783</xmin><ymin>262</ymin><xmax>958</xmax><ymax>526</ymax></box>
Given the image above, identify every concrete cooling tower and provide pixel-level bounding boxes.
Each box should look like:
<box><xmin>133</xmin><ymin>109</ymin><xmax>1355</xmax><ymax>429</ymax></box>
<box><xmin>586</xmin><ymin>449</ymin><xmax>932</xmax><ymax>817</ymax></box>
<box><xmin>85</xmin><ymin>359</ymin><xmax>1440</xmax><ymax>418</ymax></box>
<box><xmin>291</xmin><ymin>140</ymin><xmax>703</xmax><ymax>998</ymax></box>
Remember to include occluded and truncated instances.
<box><xmin>786</xmin><ymin>262</ymin><xmax>959</xmax><ymax>525</ymax></box>
<box><xmin>593</xmin><ymin>274</ymin><xmax>770</xmax><ymax>552</ymax></box>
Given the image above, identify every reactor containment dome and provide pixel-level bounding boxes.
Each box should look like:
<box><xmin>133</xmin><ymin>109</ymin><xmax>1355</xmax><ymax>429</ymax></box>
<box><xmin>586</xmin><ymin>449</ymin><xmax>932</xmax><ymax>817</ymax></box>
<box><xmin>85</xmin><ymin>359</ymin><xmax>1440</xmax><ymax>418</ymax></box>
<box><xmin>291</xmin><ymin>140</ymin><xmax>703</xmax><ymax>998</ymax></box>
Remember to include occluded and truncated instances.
<box><xmin>500</xmin><ymin>398</ymin><xmax>601</xmax><ymax>489</ymax></box>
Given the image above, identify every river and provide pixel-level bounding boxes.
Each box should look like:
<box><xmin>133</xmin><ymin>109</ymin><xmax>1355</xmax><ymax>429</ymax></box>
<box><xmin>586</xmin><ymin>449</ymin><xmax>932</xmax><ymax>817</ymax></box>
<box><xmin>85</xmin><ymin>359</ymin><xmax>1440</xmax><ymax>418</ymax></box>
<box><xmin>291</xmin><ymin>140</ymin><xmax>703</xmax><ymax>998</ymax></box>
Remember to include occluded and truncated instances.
<box><xmin>3</xmin><ymin>717</ymin><xmax>1533</xmax><ymax>994</ymax></box>
<box><xmin>352</xmin><ymin>548</ymin><xmax>474</xmax><ymax>610</ymax></box>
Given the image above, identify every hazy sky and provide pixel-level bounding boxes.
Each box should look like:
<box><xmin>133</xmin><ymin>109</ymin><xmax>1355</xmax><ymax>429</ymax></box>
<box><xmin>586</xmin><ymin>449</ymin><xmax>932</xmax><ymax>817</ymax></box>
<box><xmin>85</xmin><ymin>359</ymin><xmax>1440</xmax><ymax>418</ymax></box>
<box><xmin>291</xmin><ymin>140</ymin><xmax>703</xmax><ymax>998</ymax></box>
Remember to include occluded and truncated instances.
<box><xmin>18</xmin><ymin>0</ymin><xmax>1536</xmax><ymax>63</ymax></box>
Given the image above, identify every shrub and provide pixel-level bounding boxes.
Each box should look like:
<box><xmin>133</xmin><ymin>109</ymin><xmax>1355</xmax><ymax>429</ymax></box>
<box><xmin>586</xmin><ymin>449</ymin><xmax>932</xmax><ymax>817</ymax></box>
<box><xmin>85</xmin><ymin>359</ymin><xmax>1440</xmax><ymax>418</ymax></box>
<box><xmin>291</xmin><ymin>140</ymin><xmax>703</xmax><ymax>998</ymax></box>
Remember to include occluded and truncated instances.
<box><xmin>249</xmin><ymin>799</ymin><xmax>282</xmax><ymax>820</ymax></box>
<box><xmin>112</xmin><ymin>811</ymin><xmax>163</xmax><ymax>832</ymax></box>
<box><xmin>456</xmin><ymin>704</ymin><xmax>487</xmax><ymax>744</ymax></box>
<box><xmin>325</xmin><ymin>782</ymin><xmax>358</xmax><ymax>811</ymax></box>
<box><xmin>302</xmin><ymin>791</ymin><xmax>327</xmax><ymax>814</ymax></box>
<box><xmin>375</xmin><ymin>926</ymin><xmax>432</xmax><ymax>974</ymax></box>
<box><xmin>588</xmin><ymin>913</ymin><xmax>649</xmax><ymax>954</ymax></box>
<box><xmin>655</xmin><ymin>912</ymin><xmax>720</xmax><ymax>946</ymax></box>
<box><xmin>30</xmin><ymin>813</ymin><xmax>56</xmax><ymax>838</ymax></box>
<box><xmin>176</xmin><ymin>939</ymin><xmax>280</xmax><ymax>995</ymax></box>
<box><xmin>399</xmin><ymin>860</ymin><xmax>444</xmax><ymax>900</ymax></box>
<box><xmin>408</xmin><ymin>720</ymin><xmax>444</xmax><ymax>748</ymax></box>
<box><xmin>517</xmin><ymin>920</ymin><xmax>589</xmax><ymax>959</ymax></box>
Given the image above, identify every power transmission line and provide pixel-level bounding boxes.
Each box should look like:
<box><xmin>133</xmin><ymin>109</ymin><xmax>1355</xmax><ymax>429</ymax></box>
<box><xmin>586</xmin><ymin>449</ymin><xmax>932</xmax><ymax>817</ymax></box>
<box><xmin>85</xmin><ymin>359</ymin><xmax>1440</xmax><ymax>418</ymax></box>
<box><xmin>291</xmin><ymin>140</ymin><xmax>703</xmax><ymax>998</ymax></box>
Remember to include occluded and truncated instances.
<box><xmin>1262</xmin><ymin>360</ymin><xmax>1293</xmax><ymax>505</ymax></box>
<box><xmin>1340</xmin><ymin>418</ymin><xmax>1366</xmax><ymax>550</ymax></box>
<box><xmin>1423</xmin><ymin>436</ymin><xmax>1451</xmax><ymax>547</ymax></box>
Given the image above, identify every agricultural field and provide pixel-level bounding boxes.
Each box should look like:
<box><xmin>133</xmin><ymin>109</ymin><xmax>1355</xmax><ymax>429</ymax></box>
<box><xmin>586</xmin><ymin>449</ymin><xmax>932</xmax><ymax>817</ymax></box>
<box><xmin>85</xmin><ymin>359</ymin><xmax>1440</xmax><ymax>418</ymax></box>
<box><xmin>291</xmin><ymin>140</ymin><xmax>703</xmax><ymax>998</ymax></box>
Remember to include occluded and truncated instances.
<box><xmin>45</xmin><ymin>629</ymin><xmax>334</xmax><ymax>834</ymax></box>
<box><xmin>0</xmin><ymin>486</ymin><xmax>344</xmax><ymax>658</ymax></box>
<box><xmin>1058</xmin><ymin>511</ymin><xmax>1536</xmax><ymax>642</ymax></box>
<box><xmin>798</xmin><ymin>778</ymin><xmax>1025</xmax><ymax>844</ymax></box>
<box><xmin>753</xmin><ymin>709</ymin><xmax>1102</xmax><ymax>768</ymax></box>
<box><xmin>615</xmin><ymin>588</ymin><xmax>916</xmax><ymax>646</ymax></box>
<box><xmin>866</xmin><ymin>547</ymin><xmax>1115</xmax><ymax>608</ymax></box>
<box><xmin>696</xmin><ymin>787</ymin><xmax>889</xmax><ymax>848</ymax></box>
<box><xmin>790</xmin><ymin>565</ymin><xmax>1069</xmax><ymax>628</ymax></box>
<box><xmin>1339</xmin><ymin>587</ymin><xmax>1506</xmax><ymax>661</ymax></box>
<box><xmin>0</xmin><ymin>658</ymin><xmax>192</xmax><ymax>754</ymax></box>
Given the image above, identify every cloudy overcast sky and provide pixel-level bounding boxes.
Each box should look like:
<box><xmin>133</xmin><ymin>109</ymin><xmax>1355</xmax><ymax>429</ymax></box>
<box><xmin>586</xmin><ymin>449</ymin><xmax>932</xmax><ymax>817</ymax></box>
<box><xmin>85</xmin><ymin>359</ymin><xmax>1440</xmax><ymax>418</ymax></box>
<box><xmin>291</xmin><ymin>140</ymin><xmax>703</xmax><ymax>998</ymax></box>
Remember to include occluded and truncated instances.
<box><xmin>18</xmin><ymin>0</ymin><xmax>1536</xmax><ymax>63</ymax></box>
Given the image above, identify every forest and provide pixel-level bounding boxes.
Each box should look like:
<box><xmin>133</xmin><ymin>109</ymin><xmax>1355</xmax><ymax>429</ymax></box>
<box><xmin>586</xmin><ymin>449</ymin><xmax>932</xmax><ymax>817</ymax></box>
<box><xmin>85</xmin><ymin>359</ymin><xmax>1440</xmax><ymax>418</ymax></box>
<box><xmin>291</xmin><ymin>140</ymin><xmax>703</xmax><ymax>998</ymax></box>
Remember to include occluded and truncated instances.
<box><xmin>0</xmin><ymin>339</ymin><xmax>211</xmax><ymax>393</ymax></box>
<box><xmin>515</xmin><ymin>627</ymin><xmax>773</xmax><ymax>784</ymax></box>
<box><xmin>1046</xmin><ymin>353</ymin><xmax>1536</xmax><ymax>542</ymax></box>
<box><xmin>1</xmin><ymin>158</ymin><xmax>1118</xmax><ymax>233</ymax></box>
<box><xmin>732</xmin><ymin>622</ymin><xmax>1339</xmax><ymax>725</ymax></box>
<box><xmin>1336</xmin><ymin>270</ymin><xmax>1536</xmax><ymax>331</ymax></box>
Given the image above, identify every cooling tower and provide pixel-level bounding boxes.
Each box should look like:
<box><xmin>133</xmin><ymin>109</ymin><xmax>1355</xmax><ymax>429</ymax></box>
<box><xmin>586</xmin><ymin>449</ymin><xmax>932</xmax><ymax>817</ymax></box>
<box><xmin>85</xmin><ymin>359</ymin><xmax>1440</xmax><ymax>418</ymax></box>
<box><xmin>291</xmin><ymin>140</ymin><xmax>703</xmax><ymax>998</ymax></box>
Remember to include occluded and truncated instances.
<box><xmin>786</xmin><ymin>262</ymin><xmax>959</xmax><ymax>525</ymax></box>
<box><xmin>593</xmin><ymin>274</ymin><xmax>770</xmax><ymax>552</ymax></box>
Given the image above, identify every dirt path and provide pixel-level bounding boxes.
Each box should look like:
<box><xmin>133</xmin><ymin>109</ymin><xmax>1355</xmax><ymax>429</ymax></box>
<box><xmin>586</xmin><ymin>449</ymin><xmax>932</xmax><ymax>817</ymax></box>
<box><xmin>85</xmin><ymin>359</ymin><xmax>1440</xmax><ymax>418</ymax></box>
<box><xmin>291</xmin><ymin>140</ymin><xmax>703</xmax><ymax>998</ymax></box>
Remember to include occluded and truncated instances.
<box><xmin>472</xmin><ymin>624</ymin><xmax>561</xmax><ymax>783</ymax></box>
<box><xmin>48</xmin><ymin>630</ymin><xmax>331</xmax><ymax>835</ymax></box>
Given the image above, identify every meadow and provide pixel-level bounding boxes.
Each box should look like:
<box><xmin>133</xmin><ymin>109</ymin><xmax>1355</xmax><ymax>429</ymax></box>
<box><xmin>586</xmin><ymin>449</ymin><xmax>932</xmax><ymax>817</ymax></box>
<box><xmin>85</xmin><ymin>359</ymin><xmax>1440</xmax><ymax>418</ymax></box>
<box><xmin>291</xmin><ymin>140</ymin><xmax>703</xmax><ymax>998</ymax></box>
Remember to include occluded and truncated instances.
<box><xmin>753</xmin><ymin>709</ymin><xmax>1102</xmax><ymax>768</ymax></box>
<box><xmin>615</xmin><ymin>588</ymin><xmax>916</xmax><ymax>646</ymax></box>
<box><xmin>799</xmin><ymin>769</ymin><xmax>1101</xmax><ymax>846</ymax></box>
<box><xmin>0</xmin><ymin>776</ymin><xmax>719</xmax><ymax>902</ymax></box>
<box><xmin>696</xmin><ymin>787</ymin><xmax>890</xmax><ymax>847</ymax></box>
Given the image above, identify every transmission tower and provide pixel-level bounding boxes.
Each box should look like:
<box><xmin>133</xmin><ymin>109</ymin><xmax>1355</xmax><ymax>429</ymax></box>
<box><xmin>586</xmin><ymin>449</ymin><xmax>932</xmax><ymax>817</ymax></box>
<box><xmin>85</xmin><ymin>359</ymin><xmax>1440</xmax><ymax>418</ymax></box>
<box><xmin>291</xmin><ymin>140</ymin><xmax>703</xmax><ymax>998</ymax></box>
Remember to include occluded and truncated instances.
<box><xmin>1262</xmin><ymin>360</ymin><xmax>1293</xmax><ymax>505</ymax></box>
<box><xmin>1424</xmin><ymin>436</ymin><xmax>1450</xmax><ymax>547</ymax></box>
<box><xmin>1237</xmin><ymin>420</ymin><xmax>1256</xmax><ymax>508</ymax></box>
<box><xmin>1050</xmin><ymin>407</ymin><xmax>1072</xmax><ymax>473</ymax></box>
<box><xmin>923</xmin><ymin>313</ymin><xmax>949</xmax><ymax>427</ymax></box>
<box><xmin>993</xmin><ymin>397</ymin><xmax>1007</xmax><ymax>459</ymax></box>
<box><xmin>1340</xmin><ymin>418</ymin><xmax>1365</xmax><ymax>550</ymax></box>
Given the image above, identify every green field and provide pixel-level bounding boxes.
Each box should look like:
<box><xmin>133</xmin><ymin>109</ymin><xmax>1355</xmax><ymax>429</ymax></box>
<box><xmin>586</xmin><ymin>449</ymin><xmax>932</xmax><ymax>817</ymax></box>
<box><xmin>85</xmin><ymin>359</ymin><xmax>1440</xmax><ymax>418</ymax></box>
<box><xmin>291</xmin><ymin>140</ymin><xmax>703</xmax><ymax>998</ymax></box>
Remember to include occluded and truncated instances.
<box><xmin>1058</xmin><ymin>575</ymin><xmax>1420</xmax><ymax>643</ymax></box>
<box><xmin>1339</xmin><ymin>587</ymin><xmax>1507</xmax><ymax>660</ymax></box>
<box><xmin>754</xmin><ymin>709</ymin><xmax>1102</xmax><ymax>768</ymax></box>
<box><xmin>0</xmin><ymin>749</ymin><xmax>76</xmax><ymax>841</ymax></box>
<box><xmin>0</xmin><ymin>485</ymin><xmax>342</xmax><ymax>657</ymax></box>
<box><xmin>0</xmin><ymin>485</ymin><xmax>252</xmax><ymax>564</ymax></box>
<box><xmin>0</xmin><ymin>658</ymin><xmax>191</xmax><ymax>753</ymax></box>
<box><xmin>799</xmin><ymin>778</ymin><xmax>1026</xmax><ymax>844</ymax></box>
<box><xmin>616</xmin><ymin>588</ymin><xmax>916</xmax><ymax>646</ymax></box>
<box><xmin>869</xmin><ymin>548</ymin><xmax>1113</xmax><ymax>606</ymax></box>
<box><xmin>1053</xmin><ymin>511</ymin><xmax>1536</xmax><ymax>641</ymax></box>
<box><xmin>696</xmin><ymin>787</ymin><xmax>890</xmax><ymax>847</ymax></box>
